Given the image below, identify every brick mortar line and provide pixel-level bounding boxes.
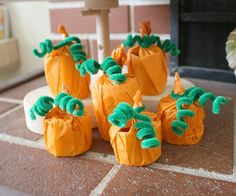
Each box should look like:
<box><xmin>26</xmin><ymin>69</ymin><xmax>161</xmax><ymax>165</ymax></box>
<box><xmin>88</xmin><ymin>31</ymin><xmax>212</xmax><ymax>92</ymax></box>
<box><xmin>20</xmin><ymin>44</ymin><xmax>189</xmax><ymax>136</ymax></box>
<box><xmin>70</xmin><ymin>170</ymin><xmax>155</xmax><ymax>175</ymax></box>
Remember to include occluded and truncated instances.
<box><xmin>0</xmin><ymin>97</ymin><xmax>23</xmax><ymax>104</ymax></box>
<box><xmin>0</xmin><ymin>105</ymin><xmax>23</xmax><ymax>119</ymax></box>
<box><xmin>82</xmin><ymin>152</ymin><xmax>116</xmax><ymax>165</ymax></box>
<box><xmin>85</xmin><ymin>153</ymin><xmax>236</xmax><ymax>183</ymax></box>
<box><xmin>90</xmin><ymin>165</ymin><xmax>121</xmax><ymax>196</ymax></box>
<box><xmin>0</xmin><ymin>133</ymin><xmax>44</xmax><ymax>150</ymax></box>
<box><xmin>48</xmin><ymin>0</ymin><xmax>170</xmax><ymax>9</ymax></box>
<box><xmin>150</xmin><ymin>163</ymin><xmax>236</xmax><ymax>183</ymax></box>
<box><xmin>0</xmin><ymin>133</ymin><xmax>235</xmax><ymax>183</ymax></box>
<box><xmin>50</xmin><ymin>33</ymin><xmax>170</xmax><ymax>41</ymax></box>
<box><xmin>132</xmin><ymin>0</ymin><xmax>170</xmax><ymax>5</ymax></box>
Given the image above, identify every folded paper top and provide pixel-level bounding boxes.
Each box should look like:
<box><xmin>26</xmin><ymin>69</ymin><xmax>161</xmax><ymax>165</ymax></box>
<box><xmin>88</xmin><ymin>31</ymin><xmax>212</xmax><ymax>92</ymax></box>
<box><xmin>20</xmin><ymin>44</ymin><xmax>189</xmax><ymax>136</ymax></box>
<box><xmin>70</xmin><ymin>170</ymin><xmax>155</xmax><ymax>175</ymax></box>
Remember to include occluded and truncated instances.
<box><xmin>140</xmin><ymin>21</ymin><xmax>151</xmax><ymax>36</ymax></box>
<box><xmin>173</xmin><ymin>72</ymin><xmax>185</xmax><ymax>95</ymax></box>
<box><xmin>29</xmin><ymin>92</ymin><xmax>85</xmax><ymax>120</ymax></box>
<box><xmin>108</xmin><ymin>90</ymin><xmax>160</xmax><ymax>149</ymax></box>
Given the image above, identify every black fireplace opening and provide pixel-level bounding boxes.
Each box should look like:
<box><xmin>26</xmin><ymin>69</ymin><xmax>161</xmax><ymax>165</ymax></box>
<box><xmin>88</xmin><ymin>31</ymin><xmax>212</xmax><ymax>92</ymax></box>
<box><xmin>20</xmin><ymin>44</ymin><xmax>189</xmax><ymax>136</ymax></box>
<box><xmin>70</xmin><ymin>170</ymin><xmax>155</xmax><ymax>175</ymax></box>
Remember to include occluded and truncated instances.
<box><xmin>170</xmin><ymin>0</ymin><xmax>236</xmax><ymax>83</ymax></box>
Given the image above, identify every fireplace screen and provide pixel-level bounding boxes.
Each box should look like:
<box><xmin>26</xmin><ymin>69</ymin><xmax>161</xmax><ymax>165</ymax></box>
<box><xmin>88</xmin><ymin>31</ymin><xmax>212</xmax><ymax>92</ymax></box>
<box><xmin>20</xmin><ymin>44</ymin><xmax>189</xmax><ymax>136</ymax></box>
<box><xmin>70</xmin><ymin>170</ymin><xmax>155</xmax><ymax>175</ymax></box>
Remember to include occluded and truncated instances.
<box><xmin>170</xmin><ymin>0</ymin><xmax>236</xmax><ymax>83</ymax></box>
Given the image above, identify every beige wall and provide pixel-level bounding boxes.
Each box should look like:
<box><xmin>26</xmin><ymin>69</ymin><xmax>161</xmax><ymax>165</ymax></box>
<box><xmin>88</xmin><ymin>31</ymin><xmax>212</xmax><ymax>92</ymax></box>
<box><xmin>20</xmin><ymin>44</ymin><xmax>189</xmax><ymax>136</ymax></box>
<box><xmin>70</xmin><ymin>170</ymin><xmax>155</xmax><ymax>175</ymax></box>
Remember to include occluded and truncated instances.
<box><xmin>7</xmin><ymin>1</ymin><xmax>51</xmax><ymax>71</ymax></box>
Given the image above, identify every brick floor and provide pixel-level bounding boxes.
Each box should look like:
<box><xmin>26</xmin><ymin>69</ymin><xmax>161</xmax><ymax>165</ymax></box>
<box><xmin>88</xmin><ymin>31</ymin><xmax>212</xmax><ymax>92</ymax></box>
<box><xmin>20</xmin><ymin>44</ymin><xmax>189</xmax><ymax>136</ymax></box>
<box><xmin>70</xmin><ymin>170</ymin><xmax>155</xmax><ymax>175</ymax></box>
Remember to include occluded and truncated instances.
<box><xmin>0</xmin><ymin>101</ymin><xmax>18</xmax><ymax>114</ymax></box>
<box><xmin>0</xmin><ymin>107</ymin><xmax>42</xmax><ymax>141</ymax></box>
<box><xmin>90</xmin><ymin>100</ymin><xmax>234</xmax><ymax>174</ymax></box>
<box><xmin>0</xmin><ymin>76</ymin><xmax>47</xmax><ymax>99</ymax></box>
<box><xmin>0</xmin><ymin>76</ymin><xmax>235</xmax><ymax>195</ymax></box>
<box><xmin>102</xmin><ymin>167</ymin><xmax>236</xmax><ymax>195</ymax></box>
<box><xmin>0</xmin><ymin>141</ymin><xmax>113</xmax><ymax>196</ymax></box>
<box><xmin>90</xmin><ymin>128</ymin><xmax>113</xmax><ymax>154</ymax></box>
<box><xmin>188</xmin><ymin>78</ymin><xmax>236</xmax><ymax>100</ymax></box>
<box><xmin>158</xmin><ymin>101</ymin><xmax>234</xmax><ymax>174</ymax></box>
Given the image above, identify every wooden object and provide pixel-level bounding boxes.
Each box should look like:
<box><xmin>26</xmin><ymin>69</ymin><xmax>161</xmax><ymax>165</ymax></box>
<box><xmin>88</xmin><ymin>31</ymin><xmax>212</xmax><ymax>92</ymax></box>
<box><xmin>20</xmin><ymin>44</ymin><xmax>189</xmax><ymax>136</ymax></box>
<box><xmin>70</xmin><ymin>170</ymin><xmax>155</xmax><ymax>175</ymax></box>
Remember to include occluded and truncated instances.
<box><xmin>82</xmin><ymin>0</ymin><xmax>118</xmax><ymax>63</ymax></box>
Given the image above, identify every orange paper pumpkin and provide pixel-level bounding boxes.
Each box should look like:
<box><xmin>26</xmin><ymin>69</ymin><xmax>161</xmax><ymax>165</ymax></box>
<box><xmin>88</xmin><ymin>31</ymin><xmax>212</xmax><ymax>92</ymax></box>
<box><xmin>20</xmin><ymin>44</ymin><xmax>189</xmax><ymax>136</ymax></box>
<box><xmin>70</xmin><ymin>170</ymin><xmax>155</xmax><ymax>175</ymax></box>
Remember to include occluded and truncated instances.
<box><xmin>44</xmin><ymin>46</ymin><xmax>90</xmax><ymax>99</ymax></box>
<box><xmin>33</xmin><ymin>25</ymin><xmax>90</xmax><ymax>99</ymax></box>
<box><xmin>44</xmin><ymin>107</ymin><xmax>92</xmax><ymax>157</ymax></box>
<box><xmin>92</xmin><ymin>74</ymin><xmax>140</xmax><ymax>141</ymax></box>
<box><xmin>126</xmin><ymin>22</ymin><xmax>168</xmax><ymax>95</ymax></box>
<box><xmin>109</xmin><ymin>112</ymin><xmax>162</xmax><ymax>166</ymax></box>
<box><xmin>157</xmin><ymin>73</ymin><xmax>205</xmax><ymax>145</ymax></box>
<box><xmin>158</xmin><ymin>96</ymin><xmax>205</xmax><ymax>145</ymax></box>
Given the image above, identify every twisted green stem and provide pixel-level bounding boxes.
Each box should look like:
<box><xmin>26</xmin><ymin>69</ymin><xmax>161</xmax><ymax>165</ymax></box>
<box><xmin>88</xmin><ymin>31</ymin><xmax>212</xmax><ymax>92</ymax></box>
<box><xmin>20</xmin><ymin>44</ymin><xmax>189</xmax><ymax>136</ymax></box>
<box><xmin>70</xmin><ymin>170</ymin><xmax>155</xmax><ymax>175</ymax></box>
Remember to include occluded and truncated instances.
<box><xmin>33</xmin><ymin>36</ymin><xmax>80</xmax><ymax>57</ymax></box>
<box><xmin>171</xmin><ymin>97</ymin><xmax>195</xmax><ymax>136</ymax></box>
<box><xmin>29</xmin><ymin>96</ymin><xmax>54</xmax><ymax>120</ymax></box>
<box><xmin>170</xmin><ymin>86</ymin><xmax>229</xmax><ymax>136</ymax></box>
<box><xmin>108</xmin><ymin>102</ymin><xmax>160</xmax><ymax>149</ymax></box>
<box><xmin>54</xmin><ymin>92</ymin><xmax>84</xmax><ymax>116</ymax></box>
<box><xmin>123</xmin><ymin>34</ymin><xmax>180</xmax><ymax>56</ymax></box>
<box><xmin>76</xmin><ymin>56</ymin><xmax>126</xmax><ymax>84</ymax></box>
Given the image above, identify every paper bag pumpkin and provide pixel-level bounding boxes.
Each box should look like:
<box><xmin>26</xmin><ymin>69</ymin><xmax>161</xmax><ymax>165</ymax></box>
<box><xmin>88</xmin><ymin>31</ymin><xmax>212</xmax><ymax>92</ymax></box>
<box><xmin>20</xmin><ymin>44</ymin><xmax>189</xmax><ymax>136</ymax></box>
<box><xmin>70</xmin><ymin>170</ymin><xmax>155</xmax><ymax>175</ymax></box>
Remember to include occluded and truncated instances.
<box><xmin>29</xmin><ymin>92</ymin><xmax>92</xmax><ymax>157</ymax></box>
<box><xmin>92</xmin><ymin>74</ymin><xmax>140</xmax><ymax>141</ymax></box>
<box><xmin>108</xmin><ymin>91</ymin><xmax>162</xmax><ymax>166</ymax></box>
<box><xmin>157</xmin><ymin>73</ymin><xmax>229</xmax><ymax>145</ymax></box>
<box><xmin>44</xmin><ymin>107</ymin><xmax>92</xmax><ymax>157</ymax></box>
<box><xmin>33</xmin><ymin>25</ymin><xmax>90</xmax><ymax>99</ymax></box>
<box><xmin>123</xmin><ymin>21</ymin><xmax>180</xmax><ymax>95</ymax></box>
<box><xmin>77</xmin><ymin>56</ymin><xmax>141</xmax><ymax>142</ymax></box>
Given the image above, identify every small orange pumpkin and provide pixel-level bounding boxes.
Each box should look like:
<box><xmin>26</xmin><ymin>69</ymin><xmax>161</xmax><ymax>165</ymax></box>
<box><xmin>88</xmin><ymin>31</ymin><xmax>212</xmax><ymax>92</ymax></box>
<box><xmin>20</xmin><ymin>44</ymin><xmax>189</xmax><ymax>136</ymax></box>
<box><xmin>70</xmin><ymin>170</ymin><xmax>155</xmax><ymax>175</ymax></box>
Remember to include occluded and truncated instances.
<box><xmin>157</xmin><ymin>73</ymin><xmax>205</xmax><ymax>145</ymax></box>
<box><xmin>109</xmin><ymin>91</ymin><xmax>162</xmax><ymax>166</ymax></box>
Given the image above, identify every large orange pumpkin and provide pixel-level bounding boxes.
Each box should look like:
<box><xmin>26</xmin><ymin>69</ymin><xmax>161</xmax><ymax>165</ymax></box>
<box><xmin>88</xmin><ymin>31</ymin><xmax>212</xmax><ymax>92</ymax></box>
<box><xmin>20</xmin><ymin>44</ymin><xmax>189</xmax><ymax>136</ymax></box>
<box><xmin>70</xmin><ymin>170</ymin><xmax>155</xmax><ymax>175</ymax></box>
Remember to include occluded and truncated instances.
<box><xmin>92</xmin><ymin>74</ymin><xmax>140</xmax><ymax>141</ymax></box>
<box><xmin>34</xmin><ymin>25</ymin><xmax>90</xmax><ymax>99</ymax></box>
<box><xmin>125</xmin><ymin>21</ymin><xmax>168</xmax><ymax>95</ymax></box>
<box><xmin>44</xmin><ymin>44</ymin><xmax>90</xmax><ymax>99</ymax></box>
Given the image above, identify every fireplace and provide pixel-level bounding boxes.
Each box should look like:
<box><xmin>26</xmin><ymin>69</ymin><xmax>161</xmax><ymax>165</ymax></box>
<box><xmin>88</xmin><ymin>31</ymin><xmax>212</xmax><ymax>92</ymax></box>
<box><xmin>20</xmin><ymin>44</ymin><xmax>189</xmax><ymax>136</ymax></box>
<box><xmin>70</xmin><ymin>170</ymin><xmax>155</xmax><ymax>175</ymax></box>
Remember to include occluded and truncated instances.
<box><xmin>170</xmin><ymin>0</ymin><xmax>236</xmax><ymax>83</ymax></box>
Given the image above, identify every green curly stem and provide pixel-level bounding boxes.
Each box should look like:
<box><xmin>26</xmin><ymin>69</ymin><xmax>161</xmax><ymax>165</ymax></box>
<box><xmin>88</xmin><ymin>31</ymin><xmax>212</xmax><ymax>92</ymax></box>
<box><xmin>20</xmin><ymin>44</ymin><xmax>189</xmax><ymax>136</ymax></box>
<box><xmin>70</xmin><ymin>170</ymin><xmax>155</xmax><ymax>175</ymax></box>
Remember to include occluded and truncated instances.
<box><xmin>198</xmin><ymin>92</ymin><xmax>216</xmax><ymax>106</ymax></box>
<box><xmin>170</xmin><ymin>86</ymin><xmax>229</xmax><ymax>136</ymax></box>
<box><xmin>101</xmin><ymin>57</ymin><xmax>126</xmax><ymax>84</ymax></box>
<box><xmin>108</xmin><ymin>102</ymin><xmax>160</xmax><ymax>149</ymax></box>
<box><xmin>29</xmin><ymin>96</ymin><xmax>54</xmax><ymax>120</ymax></box>
<box><xmin>76</xmin><ymin>58</ymin><xmax>100</xmax><ymax>76</ymax></box>
<box><xmin>212</xmin><ymin>96</ymin><xmax>229</xmax><ymax>114</ymax></box>
<box><xmin>76</xmin><ymin>56</ymin><xmax>126</xmax><ymax>84</ymax></box>
<box><xmin>69</xmin><ymin>43</ymin><xmax>87</xmax><ymax>62</ymax></box>
<box><xmin>171</xmin><ymin>97</ymin><xmax>195</xmax><ymax>136</ymax></box>
<box><xmin>33</xmin><ymin>36</ymin><xmax>81</xmax><ymax>58</ymax></box>
<box><xmin>123</xmin><ymin>34</ymin><xmax>180</xmax><ymax>56</ymax></box>
<box><xmin>54</xmin><ymin>92</ymin><xmax>84</xmax><ymax>116</ymax></box>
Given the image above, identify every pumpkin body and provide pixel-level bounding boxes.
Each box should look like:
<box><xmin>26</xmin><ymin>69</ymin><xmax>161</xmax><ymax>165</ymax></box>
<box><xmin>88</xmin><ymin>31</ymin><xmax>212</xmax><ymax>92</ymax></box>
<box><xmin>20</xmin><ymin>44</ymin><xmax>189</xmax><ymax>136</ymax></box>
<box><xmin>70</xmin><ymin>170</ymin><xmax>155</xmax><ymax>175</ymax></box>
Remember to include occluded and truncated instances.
<box><xmin>127</xmin><ymin>45</ymin><xmax>168</xmax><ymax>95</ymax></box>
<box><xmin>92</xmin><ymin>74</ymin><xmax>140</xmax><ymax>141</ymax></box>
<box><xmin>157</xmin><ymin>95</ymin><xmax>205</xmax><ymax>145</ymax></box>
<box><xmin>44</xmin><ymin>107</ymin><xmax>92</xmax><ymax>157</ymax></box>
<box><xmin>44</xmin><ymin>46</ymin><xmax>90</xmax><ymax>99</ymax></box>
<box><xmin>109</xmin><ymin>112</ymin><xmax>162</xmax><ymax>166</ymax></box>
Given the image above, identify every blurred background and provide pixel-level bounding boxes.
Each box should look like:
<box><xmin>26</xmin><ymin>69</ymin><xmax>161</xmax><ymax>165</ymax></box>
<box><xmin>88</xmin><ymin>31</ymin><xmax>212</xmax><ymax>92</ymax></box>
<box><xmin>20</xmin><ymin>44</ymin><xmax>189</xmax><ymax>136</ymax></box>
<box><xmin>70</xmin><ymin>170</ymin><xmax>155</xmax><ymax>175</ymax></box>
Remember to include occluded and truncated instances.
<box><xmin>0</xmin><ymin>0</ymin><xmax>235</xmax><ymax>92</ymax></box>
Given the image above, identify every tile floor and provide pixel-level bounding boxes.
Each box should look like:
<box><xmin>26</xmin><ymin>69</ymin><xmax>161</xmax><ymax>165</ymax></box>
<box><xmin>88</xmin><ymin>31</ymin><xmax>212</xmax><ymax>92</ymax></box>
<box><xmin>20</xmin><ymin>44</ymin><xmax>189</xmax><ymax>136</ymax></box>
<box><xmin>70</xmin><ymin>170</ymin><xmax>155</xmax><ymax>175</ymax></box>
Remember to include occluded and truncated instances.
<box><xmin>0</xmin><ymin>76</ymin><xmax>235</xmax><ymax>195</ymax></box>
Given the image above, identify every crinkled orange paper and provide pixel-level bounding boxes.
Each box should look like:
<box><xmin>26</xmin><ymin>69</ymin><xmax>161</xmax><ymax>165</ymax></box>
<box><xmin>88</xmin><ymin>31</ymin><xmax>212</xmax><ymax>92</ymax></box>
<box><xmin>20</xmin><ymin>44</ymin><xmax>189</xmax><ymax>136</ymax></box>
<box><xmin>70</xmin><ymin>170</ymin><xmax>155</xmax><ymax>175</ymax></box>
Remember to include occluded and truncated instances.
<box><xmin>92</xmin><ymin>74</ymin><xmax>140</xmax><ymax>141</ymax></box>
<box><xmin>44</xmin><ymin>46</ymin><xmax>90</xmax><ymax>99</ymax></box>
<box><xmin>109</xmin><ymin>112</ymin><xmax>162</xmax><ymax>166</ymax></box>
<box><xmin>157</xmin><ymin>73</ymin><xmax>205</xmax><ymax>145</ymax></box>
<box><xmin>127</xmin><ymin>21</ymin><xmax>168</xmax><ymax>95</ymax></box>
<box><xmin>44</xmin><ymin>107</ymin><xmax>92</xmax><ymax>157</ymax></box>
